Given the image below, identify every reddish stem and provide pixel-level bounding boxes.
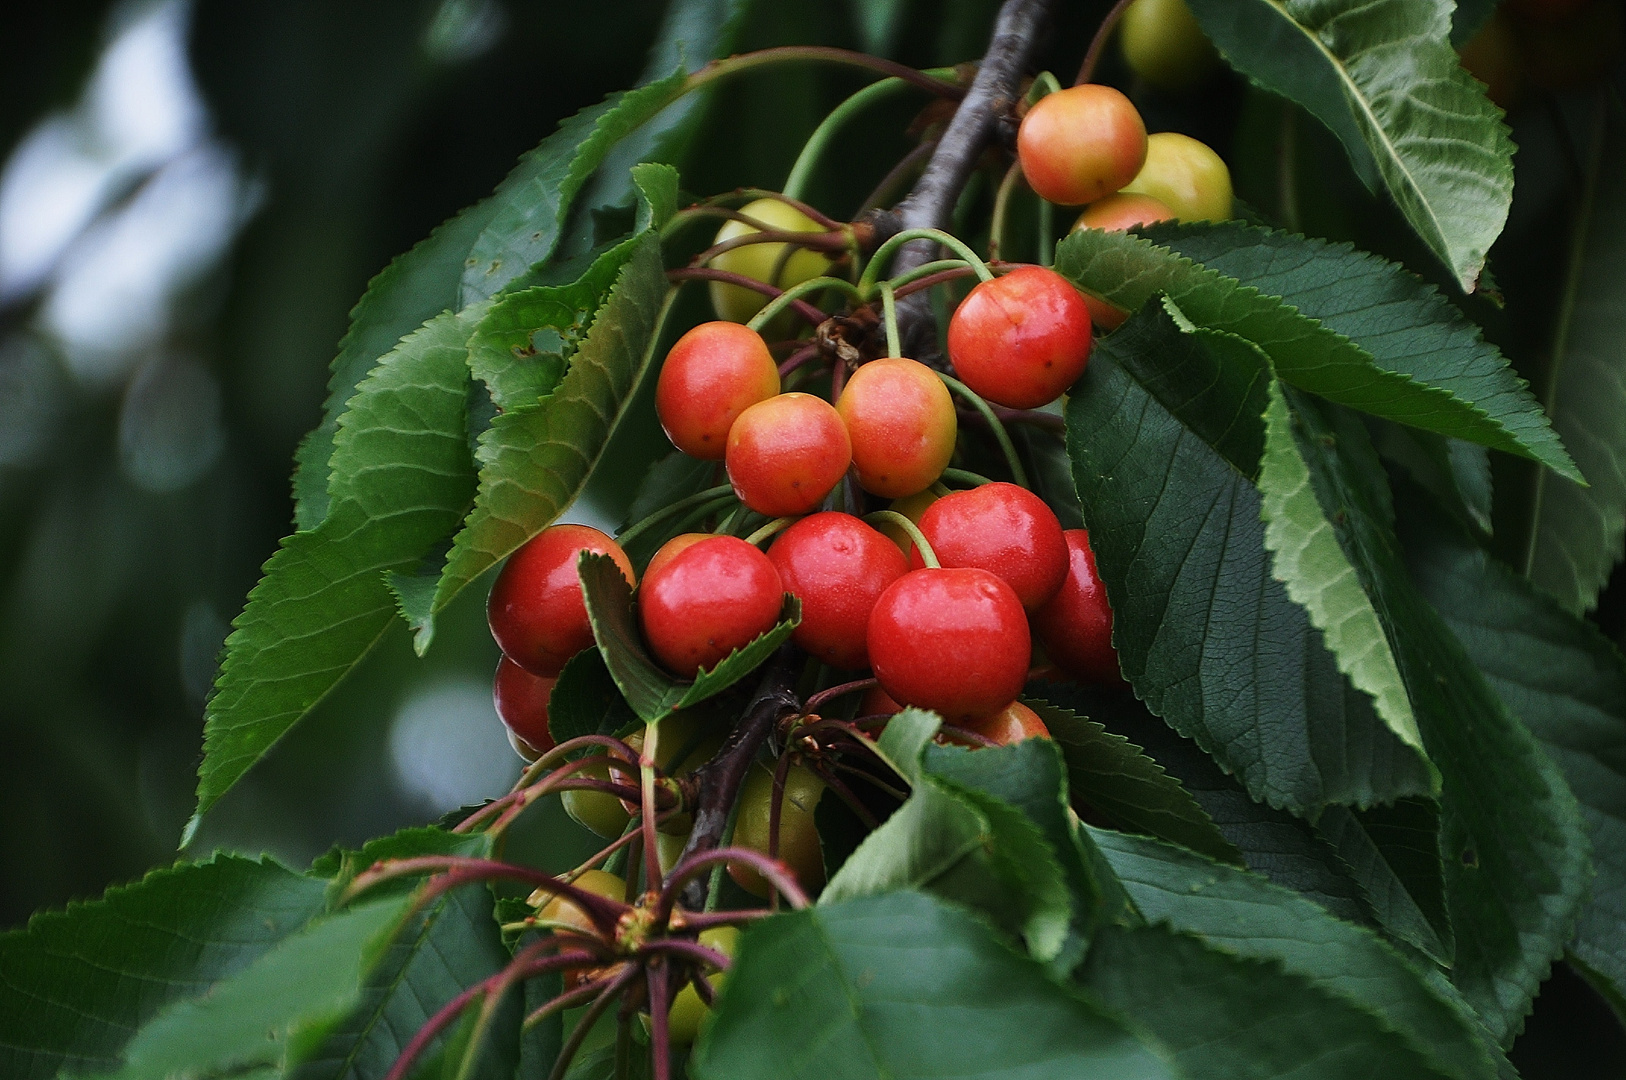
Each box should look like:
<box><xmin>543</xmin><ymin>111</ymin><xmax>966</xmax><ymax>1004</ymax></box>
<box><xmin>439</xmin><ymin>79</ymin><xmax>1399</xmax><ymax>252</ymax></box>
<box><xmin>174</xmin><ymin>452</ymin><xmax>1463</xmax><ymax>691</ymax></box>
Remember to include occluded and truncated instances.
<box><xmin>891</xmin><ymin>265</ymin><xmax>979</xmax><ymax>299</ymax></box>
<box><xmin>665</xmin><ymin>267</ymin><xmax>827</xmax><ymax>326</ymax></box>
<box><xmin>804</xmin><ymin>677</ymin><xmax>878</xmax><ymax>715</ymax></box>
<box><xmin>779</xmin><ymin>342</ymin><xmax>824</xmax><ymax>378</ymax></box>
<box><xmin>547</xmin><ymin>965</ymin><xmax>640</xmax><ymax>1080</ymax></box>
<box><xmin>1075</xmin><ymin>0</ymin><xmax>1136</xmax><ymax>86</ymax></box>
<box><xmin>660</xmin><ymin>847</ymin><xmax>811</xmax><ymax>919</ymax></box>
<box><xmin>670</xmin><ymin>908</ymin><xmax>776</xmax><ymax>933</ymax></box>
<box><xmin>648</xmin><ymin>958</ymin><xmax>674</xmax><ymax>1080</ymax></box>
<box><xmin>350</xmin><ymin>857</ymin><xmax>630</xmax><ymax>930</ymax></box>
<box><xmin>694</xmin><ymin>228</ymin><xmax>849</xmax><ymax>267</ymax></box>
<box><xmin>639</xmin><ymin>937</ymin><xmax>733</xmax><ymax>971</ymax></box>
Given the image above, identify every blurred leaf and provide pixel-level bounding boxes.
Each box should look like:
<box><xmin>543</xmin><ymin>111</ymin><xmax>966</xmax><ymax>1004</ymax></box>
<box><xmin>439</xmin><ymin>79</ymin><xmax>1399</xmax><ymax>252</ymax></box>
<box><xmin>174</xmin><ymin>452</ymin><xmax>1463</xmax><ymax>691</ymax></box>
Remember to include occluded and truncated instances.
<box><xmin>1452</xmin><ymin>0</ymin><xmax>1501</xmax><ymax>44</ymax></box>
<box><xmin>1403</xmin><ymin>488</ymin><xmax>1626</xmax><ymax>1013</ymax></box>
<box><xmin>1183</xmin><ymin>0</ymin><xmax>1512</xmax><ymax>291</ymax></box>
<box><xmin>848</xmin><ymin>0</ymin><xmax>909</xmax><ymax>55</ymax></box>
<box><xmin>1147</xmin><ymin>221</ymin><xmax>1565</xmax><ymax>489</ymax></box>
<box><xmin>1317</xmin><ymin>799</ymin><xmax>1455</xmax><ymax>966</ymax></box>
<box><xmin>193</xmin><ymin>310</ymin><xmax>479</xmax><ymax>839</ymax></box>
<box><xmin>1024</xmin><ymin>696</ymin><xmax>1243</xmax><ymax>867</ymax></box>
<box><xmin>1260</xmin><ymin>376</ymin><xmax>1427</xmax><ymax>765</ymax></box>
<box><xmin>0</xmin><ymin>856</ymin><xmax>329</xmax><ymax>1080</ymax></box>
<box><xmin>91</xmin><ymin>900</ymin><xmax>406</xmax><ymax>1080</ymax></box>
<box><xmin>1066</xmin><ymin>316</ymin><xmax>1434</xmax><ymax>815</ymax></box>
<box><xmin>1091</xmin><ymin>829</ymin><xmax>1502</xmax><ymax>1080</ymax></box>
<box><xmin>1524</xmin><ymin>107</ymin><xmax>1626</xmax><ymax>614</ymax></box>
<box><xmin>1284</xmin><ymin>392</ymin><xmax>1590</xmax><ymax>1043</ymax></box>
<box><xmin>548</xmin><ymin>648</ymin><xmax>638</xmax><ymax>746</ymax></box>
<box><xmin>694</xmin><ymin>891</ymin><xmax>1175</xmax><ymax>1080</ymax></box>
<box><xmin>578</xmin><ymin>552</ymin><xmax>799</xmax><ymax>723</ymax></box>
<box><xmin>1077</xmin><ymin>922</ymin><xmax>1453</xmax><ymax>1080</ymax></box>
<box><xmin>1054</xmin><ymin>229</ymin><xmax>1577</xmax><ymax>479</ymax></box>
<box><xmin>430</xmin><ymin>233</ymin><xmax>669</xmax><ymax>615</ymax></box>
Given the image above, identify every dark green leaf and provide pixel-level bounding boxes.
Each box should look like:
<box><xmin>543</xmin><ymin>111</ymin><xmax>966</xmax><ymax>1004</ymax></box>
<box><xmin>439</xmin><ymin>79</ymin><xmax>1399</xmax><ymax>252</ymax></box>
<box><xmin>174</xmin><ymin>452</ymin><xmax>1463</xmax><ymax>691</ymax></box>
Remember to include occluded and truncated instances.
<box><xmin>431</xmin><ymin>233</ymin><xmax>669</xmax><ymax>613</ymax></box>
<box><xmin>549</xmin><ymin>648</ymin><xmax>638</xmax><ymax>747</ymax></box>
<box><xmin>1316</xmin><ymin>799</ymin><xmax>1456</xmax><ymax>966</ymax></box>
<box><xmin>1065</xmin><ymin>323</ymin><xmax>1434</xmax><ymax>814</ymax></box>
<box><xmin>192</xmin><ymin>309</ymin><xmax>479</xmax><ymax>839</ymax></box>
<box><xmin>0</xmin><ymin>856</ymin><xmax>329</xmax><ymax>1080</ymax></box>
<box><xmin>1402</xmin><ymin>487</ymin><xmax>1626</xmax><ymax>1010</ymax></box>
<box><xmin>1077</xmin><ymin>923</ymin><xmax>1455</xmax><ymax>1080</ymax></box>
<box><xmin>578</xmin><ymin>551</ymin><xmax>799</xmax><ymax>723</ymax></box>
<box><xmin>1024</xmin><ymin>696</ymin><xmax>1242</xmax><ymax>867</ymax></box>
<box><xmin>694</xmin><ymin>891</ymin><xmax>1176</xmax><ymax>1080</ymax></box>
<box><xmin>1091</xmin><ymin>829</ymin><xmax>1501</xmax><ymax>1080</ymax></box>
<box><xmin>1143</xmin><ymin>221</ymin><xmax>1569</xmax><ymax>483</ymax></box>
<box><xmin>1370</xmin><ymin>422</ymin><xmax>1493</xmax><ymax>536</ymax></box>
<box><xmin>1182</xmin><ymin>0</ymin><xmax>1513</xmax><ymax>291</ymax></box>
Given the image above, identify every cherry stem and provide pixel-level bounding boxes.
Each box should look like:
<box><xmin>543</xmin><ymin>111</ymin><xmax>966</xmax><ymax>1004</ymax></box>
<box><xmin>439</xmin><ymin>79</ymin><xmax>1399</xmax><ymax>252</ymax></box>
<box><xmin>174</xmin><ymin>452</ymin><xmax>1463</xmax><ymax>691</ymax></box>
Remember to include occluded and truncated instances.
<box><xmin>689</xmin><ymin>970</ymin><xmax>718</xmax><ymax>1008</ymax></box>
<box><xmin>861</xmin><ymin>228</ymin><xmax>993</xmax><ymax>293</ymax></box>
<box><xmin>862</xmin><ymin>511</ymin><xmax>939</xmax><ymax>567</ymax></box>
<box><xmin>936</xmin><ymin>372</ymin><xmax>1029</xmax><ymax>488</ymax></box>
<box><xmin>640</xmin><ymin>724</ymin><xmax>663</xmax><ymax>894</ymax></box>
<box><xmin>988</xmin><ymin>160</ymin><xmax>1025</xmax><ymax>263</ymax></box>
<box><xmin>685</xmin><ymin>46</ymin><xmax>965</xmax><ymax>101</ymax></box>
<box><xmin>803</xmin><ymin>676</ymin><xmax>878</xmax><ymax>715</ymax></box>
<box><xmin>616</xmin><ymin>486</ymin><xmax>737</xmax><ymax>550</ymax></box>
<box><xmin>880</xmin><ymin>283</ymin><xmax>902</xmax><ymax>358</ymax></box>
<box><xmin>941</xmin><ymin>467</ymin><xmax>995</xmax><ymax>487</ymax></box>
<box><xmin>508</xmin><ymin>735</ymin><xmax>640</xmax><ymax>796</ymax></box>
<box><xmin>665</xmin><ymin>268</ymin><xmax>826</xmax><ymax>326</ymax></box>
<box><xmin>783</xmin><ymin>73</ymin><xmax>953</xmax><ymax>201</ymax></box>
<box><xmin>694</xmin><ymin>227</ymin><xmax>850</xmax><ymax>267</ymax></box>
<box><xmin>883</xmin><ymin>258</ymin><xmax>974</xmax><ymax>293</ymax></box>
<box><xmin>940</xmin><ymin>723</ymin><xmax>1000</xmax><ymax>748</ymax></box>
<box><xmin>648</xmin><ymin>958</ymin><xmax>674</xmax><ymax>1080</ymax></box>
<box><xmin>744</xmin><ymin>516</ymin><xmax>796</xmax><ymax>547</ymax></box>
<box><xmin>778</xmin><ymin>342</ymin><xmax>824</xmax><ymax>378</ymax></box>
<box><xmin>1075</xmin><ymin>0</ymin><xmax>1136</xmax><ymax>86</ymax></box>
<box><xmin>640</xmin><ymin>937</ymin><xmax>733</xmax><ymax>971</ymax></box>
<box><xmin>546</xmin><ymin>965</ymin><xmax>640</xmax><ymax>1080</ymax></box>
<box><xmin>891</xmin><ymin>265</ymin><xmax>979</xmax><ymax>300</ymax></box>
<box><xmin>347</xmin><ymin>856</ymin><xmax>629</xmax><ymax>930</ymax></box>
<box><xmin>522</xmin><ymin>975</ymin><xmax>615</xmax><ymax>1031</ymax></box>
<box><xmin>672</xmin><ymin>908</ymin><xmax>776</xmax><ymax>933</ymax></box>
<box><xmin>660</xmin><ymin>847</ymin><xmax>811</xmax><ymax>921</ymax></box>
<box><xmin>746</xmin><ymin>275</ymin><xmax>865</xmax><ymax>333</ymax></box>
<box><xmin>807</xmin><ymin>762</ymin><xmax>884</xmax><ymax>830</ymax></box>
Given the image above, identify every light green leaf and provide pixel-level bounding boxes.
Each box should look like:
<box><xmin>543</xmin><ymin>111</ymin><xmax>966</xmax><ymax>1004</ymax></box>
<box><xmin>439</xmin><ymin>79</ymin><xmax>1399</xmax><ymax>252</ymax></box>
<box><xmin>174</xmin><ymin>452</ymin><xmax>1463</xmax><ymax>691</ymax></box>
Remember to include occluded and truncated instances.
<box><xmin>1183</xmin><ymin>0</ymin><xmax>1513</xmax><ymax>291</ymax></box>
<box><xmin>695</xmin><ymin>891</ymin><xmax>1176</xmax><ymax>1080</ymax></box>
<box><xmin>1261</xmin><ymin>376</ymin><xmax>1426</xmax><ymax>760</ymax></box>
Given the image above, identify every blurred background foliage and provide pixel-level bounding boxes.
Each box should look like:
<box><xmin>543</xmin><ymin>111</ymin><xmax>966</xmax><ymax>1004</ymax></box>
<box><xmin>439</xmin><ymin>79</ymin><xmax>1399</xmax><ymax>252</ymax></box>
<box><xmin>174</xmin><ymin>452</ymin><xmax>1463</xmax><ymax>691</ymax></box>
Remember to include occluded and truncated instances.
<box><xmin>0</xmin><ymin>0</ymin><xmax>1621</xmax><ymax>1073</ymax></box>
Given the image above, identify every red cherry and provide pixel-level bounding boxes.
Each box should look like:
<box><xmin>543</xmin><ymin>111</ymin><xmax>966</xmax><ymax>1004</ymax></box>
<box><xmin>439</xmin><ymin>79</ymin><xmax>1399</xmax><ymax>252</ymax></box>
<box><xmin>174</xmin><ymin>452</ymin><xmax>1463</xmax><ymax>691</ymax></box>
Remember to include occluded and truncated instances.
<box><xmin>1017</xmin><ymin>84</ymin><xmax>1148</xmax><ymax>206</ymax></box>
<box><xmin>726</xmin><ymin>393</ymin><xmax>852</xmax><ymax>516</ymax></box>
<box><xmin>493</xmin><ymin>656</ymin><xmax>556</xmax><ymax>756</ymax></box>
<box><xmin>1073</xmin><ymin>192</ymin><xmax>1175</xmax><ymax>233</ymax></box>
<box><xmin>835</xmin><ymin>357</ymin><xmax>957</xmax><ymax>498</ymax></box>
<box><xmin>656</xmin><ymin>321</ymin><xmax>780</xmax><ymax>460</ymax></box>
<box><xmin>1031</xmin><ymin>528</ymin><xmax>1123</xmax><ymax>685</ymax></box>
<box><xmin>767</xmin><ymin>512</ymin><xmax>908</xmax><ymax>670</ymax></box>
<box><xmin>867</xmin><ymin>567</ymin><xmax>1031</xmax><ymax>722</ymax></box>
<box><xmin>488</xmin><ymin>525</ymin><xmax>636</xmax><ymax>676</ymax></box>
<box><xmin>859</xmin><ymin>684</ymin><xmax>903</xmax><ymax>718</ymax></box>
<box><xmin>639</xmin><ymin>535</ymin><xmax>784</xmax><ymax>678</ymax></box>
<box><xmin>946</xmin><ymin>266</ymin><xmax>1093</xmax><ymax>409</ymax></box>
<box><xmin>911</xmin><ymin>483</ymin><xmax>1068</xmax><ymax>611</ymax></box>
<box><xmin>949</xmin><ymin>700</ymin><xmax>1051</xmax><ymax>747</ymax></box>
<box><xmin>644</xmin><ymin>532</ymin><xmax>710</xmax><ymax>581</ymax></box>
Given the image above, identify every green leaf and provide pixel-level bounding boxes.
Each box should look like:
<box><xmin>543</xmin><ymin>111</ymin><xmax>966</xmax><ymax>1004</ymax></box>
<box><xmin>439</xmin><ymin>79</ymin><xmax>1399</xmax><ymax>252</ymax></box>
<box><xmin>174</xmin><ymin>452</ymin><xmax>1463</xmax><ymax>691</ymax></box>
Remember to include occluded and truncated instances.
<box><xmin>430</xmin><ymin>232</ymin><xmax>670</xmax><ymax>614</ymax></box>
<box><xmin>192</xmin><ymin>308</ymin><xmax>480</xmax><ymax>840</ymax></box>
<box><xmin>1452</xmin><ymin>0</ymin><xmax>1500</xmax><ymax>44</ymax></box>
<box><xmin>1053</xmin><ymin>229</ymin><xmax>1576</xmax><ymax>477</ymax></box>
<box><xmin>1283</xmin><ymin>394</ymin><xmax>1590</xmax><ymax>1043</ymax></box>
<box><xmin>1316</xmin><ymin>799</ymin><xmax>1455</xmax><ymax>966</ymax></box>
<box><xmin>1524</xmin><ymin>108</ymin><xmax>1626</xmax><ymax>614</ymax></box>
<box><xmin>1065</xmin><ymin>318</ymin><xmax>1434</xmax><ymax>814</ymax></box>
<box><xmin>548</xmin><ymin>648</ymin><xmax>638</xmax><ymax>747</ymax></box>
<box><xmin>0</xmin><ymin>856</ymin><xmax>330</xmax><ymax>1080</ymax></box>
<box><xmin>1091</xmin><ymin>829</ymin><xmax>1502</xmax><ymax>1080</ymax></box>
<box><xmin>1260</xmin><ymin>376</ymin><xmax>1428</xmax><ymax>761</ymax></box>
<box><xmin>848</xmin><ymin>0</ymin><xmax>909</xmax><ymax>55</ymax></box>
<box><xmin>694</xmin><ymin>891</ymin><xmax>1176</xmax><ymax>1080</ymax></box>
<box><xmin>1402</xmin><ymin>488</ymin><xmax>1626</xmax><ymax>1011</ymax></box>
<box><xmin>1370</xmin><ymin>422</ymin><xmax>1493</xmax><ymax>536</ymax></box>
<box><xmin>1024</xmin><ymin>696</ymin><xmax>1243</xmax><ymax>867</ymax></box>
<box><xmin>1077</xmin><ymin>922</ymin><xmax>1455</xmax><ymax>1080</ymax></box>
<box><xmin>92</xmin><ymin>899</ymin><xmax>407</xmax><ymax>1080</ymax></box>
<box><xmin>1146</xmin><ymin>221</ymin><xmax>1572</xmax><ymax>484</ymax></box>
<box><xmin>578</xmin><ymin>551</ymin><xmax>800</xmax><ymax>723</ymax></box>
<box><xmin>1182</xmin><ymin>0</ymin><xmax>1513</xmax><ymax>291</ymax></box>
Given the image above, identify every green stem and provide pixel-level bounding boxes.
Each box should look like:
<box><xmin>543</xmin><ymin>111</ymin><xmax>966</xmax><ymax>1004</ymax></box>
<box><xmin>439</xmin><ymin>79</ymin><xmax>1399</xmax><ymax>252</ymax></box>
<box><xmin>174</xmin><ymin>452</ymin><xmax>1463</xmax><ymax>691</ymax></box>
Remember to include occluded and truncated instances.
<box><xmin>747</xmin><ymin>275</ymin><xmax>865</xmax><ymax>333</ymax></box>
<box><xmin>1038</xmin><ymin>196</ymin><xmax>1055</xmax><ymax>268</ymax></box>
<box><xmin>784</xmin><ymin>76</ymin><xmax>948</xmax><ymax>201</ymax></box>
<box><xmin>745</xmin><ymin>517</ymin><xmax>797</xmax><ymax>547</ymax></box>
<box><xmin>860</xmin><ymin>228</ymin><xmax>995</xmax><ymax>293</ymax></box>
<box><xmin>864</xmin><ymin>511</ymin><xmax>939</xmax><ymax>567</ymax></box>
<box><xmin>937</xmin><ymin>372</ymin><xmax>1028</xmax><ymax>488</ymax></box>
<box><xmin>883</xmin><ymin>258</ymin><xmax>973</xmax><ymax>292</ymax></box>
<box><xmin>880</xmin><ymin>283</ymin><xmax>901</xmax><ymax>358</ymax></box>
<box><xmin>617</xmin><ymin>485</ymin><xmax>736</xmax><ymax>550</ymax></box>
<box><xmin>685</xmin><ymin>46</ymin><xmax>963</xmax><ymax>100</ymax></box>
<box><xmin>988</xmin><ymin>160</ymin><xmax>1024</xmax><ymax>262</ymax></box>
<box><xmin>1030</xmin><ymin>70</ymin><xmax>1064</xmax><ymax>100</ymax></box>
<box><xmin>702</xmin><ymin>796</ymin><xmax>744</xmax><ymax>911</ymax></box>
<box><xmin>941</xmin><ymin>467</ymin><xmax>995</xmax><ymax>487</ymax></box>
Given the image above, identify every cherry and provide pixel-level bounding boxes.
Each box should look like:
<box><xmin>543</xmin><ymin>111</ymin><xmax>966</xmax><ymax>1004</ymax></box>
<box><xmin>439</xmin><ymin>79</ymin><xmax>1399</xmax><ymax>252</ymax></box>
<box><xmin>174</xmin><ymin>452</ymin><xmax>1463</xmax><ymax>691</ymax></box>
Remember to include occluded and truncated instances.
<box><xmin>665</xmin><ymin>926</ymin><xmax>739</xmax><ymax>1045</ymax></box>
<box><xmin>912</xmin><ymin>483</ymin><xmax>1069</xmax><ymax>611</ymax></box>
<box><xmin>563</xmin><ymin>763</ymin><xmax>632</xmax><ymax>838</ymax></box>
<box><xmin>950</xmin><ymin>700</ymin><xmax>1051</xmax><ymax>747</ymax></box>
<box><xmin>1017</xmin><ymin>84</ymin><xmax>1148</xmax><ymax>206</ymax></box>
<box><xmin>767</xmin><ymin>512</ymin><xmax>908</xmax><ymax>670</ymax></box>
<box><xmin>1122</xmin><ymin>132</ymin><xmax>1233</xmax><ymax>224</ymax></box>
<box><xmin>1119</xmin><ymin>0</ymin><xmax>1220</xmax><ymax>91</ymax></box>
<box><xmin>709</xmin><ymin>197</ymin><xmax>833</xmax><ymax>325</ymax></box>
<box><xmin>867</xmin><ymin>567</ymin><xmax>1031</xmax><ymax>722</ymax></box>
<box><xmin>835</xmin><ymin>357</ymin><xmax>957</xmax><ymax>498</ymax></box>
<box><xmin>656</xmin><ymin>322</ymin><xmax>780</xmax><ymax>460</ymax></box>
<box><xmin>1072</xmin><ymin>192</ymin><xmax>1176</xmax><ymax>234</ymax></box>
<box><xmin>859</xmin><ymin>683</ymin><xmax>903</xmax><ymax>718</ymax></box>
<box><xmin>727</xmin><ymin>762</ymin><xmax>826</xmax><ymax>898</ymax></box>
<box><xmin>488</xmin><ymin>525</ymin><xmax>636</xmax><ymax>677</ymax></box>
<box><xmin>946</xmin><ymin>266</ymin><xmax>1093</xmax><ymax>409</ymax></box>
<box><xmin>638</xmin><ymin>535</ymin><xmax>784</xmax><ymax>678</ymax></box>
<box><xmin>532</xmin><ymin>868</ymin><xmax>625</xmax><ymax>988</ymax></box>
<box><xmin>610</xmin><ymin>710</ymin><xmax>724</xmax><ymax>832</ymax></box>
<box><xmin>1031</xmin><ymin>528</ymin><xmax>1124</xmax><ymax>685</ymax></box>
<box><xmin>643</xmin><ymin>532</ymin><xmax>710</xmax><ymax>582</ymax></box>
<box><xmin>725</xmin><ymin>392</ymin><xmax>852</xmax><ymax>516</ymax></box>
<box><xmin>493</xmin><ymin>656</ymin><xmax>556</xmax><ymax>759</ymax></box>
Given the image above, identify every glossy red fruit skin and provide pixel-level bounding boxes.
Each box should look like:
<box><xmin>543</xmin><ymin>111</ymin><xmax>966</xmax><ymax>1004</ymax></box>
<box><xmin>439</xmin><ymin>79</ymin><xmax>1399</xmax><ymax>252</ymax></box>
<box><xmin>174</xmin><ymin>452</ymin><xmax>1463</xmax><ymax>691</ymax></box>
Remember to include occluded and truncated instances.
<box><xmin>639</xmin><ymin>535</ymin><xmax>784</xmax><ymax>678</ymax></box>
<box><xmin>950</xmin><ymin>700</ymin><xmax>1051</xmax><ymax>747</ymax></box>
<box><xmin>643</xmin><ymin>532</ymin><xmax>710</xmax><ymax>582</ymax></box>
<box><xmin>1032</xmin><ymin>528</ymin><xmax>1124</xmax><ymax>685</ymax></box>
<box><xmin>946</xmin><ymin>267</ymin><xmax>1093</xmax><ymax>409</ymax></box>
<box><xmin>726</xmin><ymin>393</ymin><xmax>853</xmax><ymax>516</ymax></box>
<box><xmin>488</xmin><ymin>525</ymin><xmax>636</xmax><ymax>676</ymax></box>
<box><xmin>494</xmin><ymin>656</ymin><xmax>556</xmax><ymax>755</ymax></box>
<box><xmin>835</xmin><ymin>357</ymin><xmax>957</xmax><ymax>498</ymax></box>
<box><xmin>867</xmin><ymin>566</ymin><xmax>1031</xmax><ymax>722</ymax></box>
<box><xmin>1017</xmin><ymin>84</ymin><xmax>1148</xmax><ymax>205</ymax></box>
<box><xmin>767</xmin><ymin>513</ymin><xmax>908</xmax><ymax>670</ymax></box>
<box><xmin>859</xmin><ymin>684</ymin><xmax>903</xmax><ymax>718</ymax></box>
<box><xmin>911</xmin><ymin>483</ymin><xmax>1068</xmax><ymax>611</ymax></box>
<box><xmin>656</xmin><ymin>322</ymin><xmax>780</xmax><ymax>460</ymax></box>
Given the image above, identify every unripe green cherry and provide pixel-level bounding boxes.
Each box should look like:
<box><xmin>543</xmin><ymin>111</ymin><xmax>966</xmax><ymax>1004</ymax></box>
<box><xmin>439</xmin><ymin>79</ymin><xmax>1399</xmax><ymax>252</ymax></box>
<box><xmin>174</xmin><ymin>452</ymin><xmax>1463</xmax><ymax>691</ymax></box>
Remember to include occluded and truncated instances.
<box><xmin>656</xmin><ymin>322</ymin><xmax>779</xmax><ymax>460</ymax></box>
<box><xmin>836</xmin><ymin>357</ymin><xmax>957</xmax><ymax>498</ymax></box>
<box><xmin>1121</xmin><ymin>132</ymin><xmax>1233</xmax><ymax>223</ymax></box>
<box><xmin>562</xmin><ymin>762</ymin><xmax>632</xmax><ymax>839</ymax></box>
<box><xmin>709</xmin><ymin>198</ymin><xmax>833</xmax><ymax>325</ymax></box>
<box><xmin>1119</xmin><ymin>0</ymin><xmax>1220</xmax><ymax>91</ymax></box>
<box><xmin>656</xmin><ymin>925</ymin><xmax>740</xmax><ymax>1046</ymax></box>
<box><xmin>1017</xmin><ymin>84</ymin><xmax>1148</xmax><ymax>206</ymax></box>
<box><xmin>727</xmin><ymin>763</ymin><xmax>826</xmax><ymax>898</ymax></box>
